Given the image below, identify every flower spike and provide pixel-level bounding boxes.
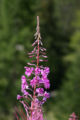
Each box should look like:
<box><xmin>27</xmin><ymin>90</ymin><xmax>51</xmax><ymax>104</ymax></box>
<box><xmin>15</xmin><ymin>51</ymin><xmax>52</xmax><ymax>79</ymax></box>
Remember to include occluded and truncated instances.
<box><xmin>16</xmin><ymin>16</ymin><xmax>50</xmax><ymax>120</ymax></box>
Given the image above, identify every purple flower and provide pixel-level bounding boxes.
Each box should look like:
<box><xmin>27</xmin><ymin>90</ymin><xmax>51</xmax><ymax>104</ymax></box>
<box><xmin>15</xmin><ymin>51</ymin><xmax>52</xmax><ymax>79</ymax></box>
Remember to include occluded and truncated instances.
<box><xmin>17</xmin><ymin>95</ymin><xmax>23</xmax><ymax>100</ymax></box>
<box><xmin>44</xmin><ymin>91</ymin><xmax>50</xmax><ymax>99</ymax></box>
<box><xmin>21</xmin><ymin>75</ymin><xmax>26</xmax><ymax>83</ymax></box>
<box><xmin>41</xmin><ymin>67</ymin><xmax>50</xmax><ymax>78</ymax></box>
<box><xmin>30</xmin><ymin>77</ymin><xmax>37</xmax><ymax>88</ymax></box>
<box><xmin>41</xmin><ymin>69</ymin><xmax>45</xmax><ymax>76</ymax></box>
<box><xmin>21</xmin><ymin>75</ymin><xmax>29</xmax><ymax>94</ymax></box>
<box><xmin>42</xmin><ymin>92</ymin><xmax>50</xmax><ymax>103</ymax></box>
<box><xmin>25</xmin><ymin>67</ymin><xmax>34</xmax><ymax>77</ymax></box>
<box><xmin>35</xmin><ymin>67</ymin><xmax>41</xmax><ymax>75</ymax></box>
<box><xmin>23</xmin><ymin>90</ymin><xmax>28</xmax><ymax>96</ymax></box>
<box><xmin>44</xmin><ymin>78</ymin><xmax>50</xmax><ymax>89</ymax></box>
<box><xmin>42</xmin><ymin>97</ymin><xmax>47</xmax><ymax>103</ymax></box>
<box><xmin>16</xmin><ymin>16</ymin><xmax>51</xmax><ymax>120</ymax></box>
<box><xmin>21</xmin><ymin>84</ymin><xmax>26</xmax><ymax>92</ymax></box>
<box><xmin>30</xmin><ymin>76</ymin><xmax>41</xmax><ymax>88</ymax></box>
<box><xmin>39</xmin><ymin>76</ymin><xmax>50</xmax><ymax>89</ymax></box>
<box><xmin>44</xmin><ymin>67</ymin><xmax>50</xmax><ymax>75</ymax></box>
<box><xmin>36</xmin><ymin>88</ymin><xmax>44</xmax><ymax>94</ymax></box>
<box><xmin>31</xmin><ymin>98</ymin><xmax>44</xmax><ymax>120</ymax></box>
<box><xmin>21</xmin><ymin>83</ymin><xmax>29</xmax><ymax>96</ymax></box>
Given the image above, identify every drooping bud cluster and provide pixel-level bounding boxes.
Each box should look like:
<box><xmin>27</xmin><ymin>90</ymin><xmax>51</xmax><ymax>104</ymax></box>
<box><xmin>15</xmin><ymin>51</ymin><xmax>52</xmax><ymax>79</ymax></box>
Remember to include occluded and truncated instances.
<box><xmin>16</xmin><ymin>16</ymin><xmax>50</xmax><ymax>120</ymax></box>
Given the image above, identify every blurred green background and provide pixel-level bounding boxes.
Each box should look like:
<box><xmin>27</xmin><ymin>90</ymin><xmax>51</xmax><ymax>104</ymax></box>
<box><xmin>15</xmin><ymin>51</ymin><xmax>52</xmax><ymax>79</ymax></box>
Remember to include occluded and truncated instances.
<box><xmin>0</xmin><ymin>0</ymin><xmax>80</xmax><ymax>120</ymax></box>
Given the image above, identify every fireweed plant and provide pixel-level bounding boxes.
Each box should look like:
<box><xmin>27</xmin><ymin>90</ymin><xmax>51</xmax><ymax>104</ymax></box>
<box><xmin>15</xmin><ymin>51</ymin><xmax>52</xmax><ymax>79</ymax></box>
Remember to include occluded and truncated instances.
<box><xmin>16</xmin><ymin>16</ymin><xmax>50</xmax><ymax>120</ymax></box>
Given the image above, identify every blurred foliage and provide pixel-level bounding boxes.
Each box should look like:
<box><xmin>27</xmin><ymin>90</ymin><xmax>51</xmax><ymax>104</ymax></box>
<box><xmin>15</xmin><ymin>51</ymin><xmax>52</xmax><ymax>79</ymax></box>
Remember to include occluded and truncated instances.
<box><xmin>0</xmin><ymin>0</ymin><xmax>80</xmax><ymax>120</ymax></box>
<box><xmin>33</xmin><ymin>0</ymin><xmax>71</xmax><ymax>90</ymax></box>
<box><xmin>53</xmin><ymin>10</ymin><xmax>80</xmax><ymax>120</ymax></box>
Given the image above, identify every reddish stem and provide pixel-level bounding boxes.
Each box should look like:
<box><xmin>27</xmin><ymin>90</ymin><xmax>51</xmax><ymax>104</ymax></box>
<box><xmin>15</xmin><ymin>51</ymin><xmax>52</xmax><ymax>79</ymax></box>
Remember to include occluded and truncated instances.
<box><xmin>31</xmin><ymin>16</ymin><xmax>40</xmax><ymax>120</ymax></box>
<box><xmin>34</xmin><ymin>16</ymin><xmax>40</xmax><ymax>97</ymax></box>
<box><xmin>37</xmin><ymin>16</ymin><xmax>40</xmax><ymax>67</ymax></box>
<box><xmin>15</xmin><ymin>107</ymin><xmax>25</xmax><ymax>120</ymax></box>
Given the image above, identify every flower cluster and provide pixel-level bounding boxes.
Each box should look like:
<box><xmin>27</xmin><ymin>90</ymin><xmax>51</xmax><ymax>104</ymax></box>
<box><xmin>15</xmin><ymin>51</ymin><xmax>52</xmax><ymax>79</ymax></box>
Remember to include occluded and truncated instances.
<box><xmin>17</xmin><ymin>67</ymin><xmax>50</xmax><ymax>103</ymax></box>
<box><xmin>16</xmin><ymin>16</ymin><xmax>50</xmax><ymax>120</ymax></box>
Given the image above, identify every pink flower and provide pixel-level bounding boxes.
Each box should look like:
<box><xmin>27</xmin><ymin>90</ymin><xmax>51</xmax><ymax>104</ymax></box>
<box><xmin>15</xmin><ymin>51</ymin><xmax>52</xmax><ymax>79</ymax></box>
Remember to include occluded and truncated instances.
<box><xmin>21</xmin><ymin>75</ymin><xmax>29</xmax><ymax>95</ymax></box>
<box><xmin>30</xmin><ymin>77</ymin><xmax>38</xmax><ymax>88</ymax></box>
<box><xmin>30</xmin><ymin>98</ymin><xmax>44</xmax><ymax>120</ymax></box>
<box><xmin>39</xmin><ymin>76</ymin><xmax>50</xmax><ymax>89</ymax></box>
<box><xmin>17</xmin><ymin>95</ymin><xmax>23</xmax><ymax>100</ymax></box>
<box><xmin>35</xmin><ymin>67</ymin><xmax>41</xmax><ymax>75</ymax></box>
<box><xmin>21</xmin><ymin>75</ymin><xmax>26</xmax><ymax>83</ymax></box>
<box><xmin>16</xmin><ymin>16</ymin><xmax>50</xmax><ymax>120</ymax></box>
<box><xmin>23</xmin><ymin>90</ymin><xmax>28</xmax><ymax>96</ymax></box>
<box><xmin>25</xmin><ymin>67</ymin><xmax>34</xmax><ymax>77</ymax></box>
<box><xmin>44</xmin><ymin>91</ymin><xmax>50</xmax><ymax>99</ymax></box>
<box><xmin>44</xmin><ymin>67</ymin><xmax>50</xmax><ymax>74</ymax></box>
<box><xmin>42</xmin><ymin>92</ymin><xmax>50</xmax><ymax>104</ymax></box>
<box><xmin>41</xmin><ymin>67</ymin><xmax>50</xmax><ymax>77</ymax></box>
<box><xmin>44</xmin><ymin>78</ymin><xmax>50</xmax><ymax>89</ymax></box>
<box><xmin>36</xmin><ymin>88</ymin><xmax>44</xmax><ymax>96</ymax></box>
